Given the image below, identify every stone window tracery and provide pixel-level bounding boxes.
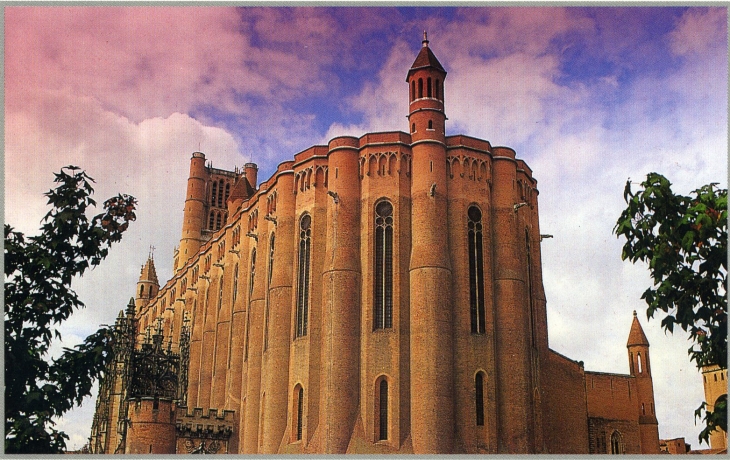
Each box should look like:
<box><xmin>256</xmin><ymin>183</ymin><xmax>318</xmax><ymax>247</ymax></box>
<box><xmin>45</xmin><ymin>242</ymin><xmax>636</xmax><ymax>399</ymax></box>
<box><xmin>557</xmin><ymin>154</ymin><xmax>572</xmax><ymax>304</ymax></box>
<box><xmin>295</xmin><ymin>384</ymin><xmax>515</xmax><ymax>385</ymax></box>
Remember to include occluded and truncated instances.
<box><xmin>468</xmin><ymin>206</ymin><xmax>486</xmax><ymax>334</ymax></box>
<box><xmin>374</xmin><ymin>200</ymin><xmax>393</xmax><ymax>330</ymax></box>
<box><xmin>295</xmin><ymin>214</ymin><xmax>311</xmax><ymax>338</ymax></box>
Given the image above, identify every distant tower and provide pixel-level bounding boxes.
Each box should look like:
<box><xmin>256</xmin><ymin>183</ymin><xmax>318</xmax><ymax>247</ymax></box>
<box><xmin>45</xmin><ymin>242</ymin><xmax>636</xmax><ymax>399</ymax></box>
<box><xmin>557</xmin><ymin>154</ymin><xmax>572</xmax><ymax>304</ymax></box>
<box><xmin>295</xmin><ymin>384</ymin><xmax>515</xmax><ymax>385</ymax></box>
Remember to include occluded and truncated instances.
<box><xmin>701</xmin><ymin>364</ymin><xmax>728</xmax><ymax>450</ymax></box>
<box><xmin>406</xmin><ymin>32</ymin><xmax>455</xmax><ymax>454</ymax></box>
<box><xmin>627</xmin><ymin>311</ymin><xmax>660</xmax><ymax>454</ymax></box>
<box><xmin>177</xmin><ymin>152</ymin><xmax>209</xmax><ymax>271</ymax></box>
<box><xmin>135</xmin><ymin>253</ymin><xmax>159</xmax><ymax>313</ymax></box>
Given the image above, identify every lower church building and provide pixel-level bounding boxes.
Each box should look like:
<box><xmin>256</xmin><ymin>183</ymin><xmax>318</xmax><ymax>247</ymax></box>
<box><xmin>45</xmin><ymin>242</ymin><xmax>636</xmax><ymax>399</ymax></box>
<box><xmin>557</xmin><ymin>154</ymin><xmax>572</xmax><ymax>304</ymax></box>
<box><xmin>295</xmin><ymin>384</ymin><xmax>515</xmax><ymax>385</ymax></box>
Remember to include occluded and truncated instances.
<box><xmin>88</xmin><ymin>35</ymin><xmax>661</xmax><ymax>454</ymax></box>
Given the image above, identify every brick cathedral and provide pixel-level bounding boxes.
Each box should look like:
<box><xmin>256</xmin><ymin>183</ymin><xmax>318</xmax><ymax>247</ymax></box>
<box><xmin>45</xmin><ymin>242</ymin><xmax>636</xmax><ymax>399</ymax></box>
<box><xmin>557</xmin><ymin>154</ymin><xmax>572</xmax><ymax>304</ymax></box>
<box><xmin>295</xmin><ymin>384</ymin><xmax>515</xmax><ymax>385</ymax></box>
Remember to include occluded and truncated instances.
<box><xmin>88</xmin><ymin>35</ymin><xmax>661</xmax><ymax>454</ymax></box>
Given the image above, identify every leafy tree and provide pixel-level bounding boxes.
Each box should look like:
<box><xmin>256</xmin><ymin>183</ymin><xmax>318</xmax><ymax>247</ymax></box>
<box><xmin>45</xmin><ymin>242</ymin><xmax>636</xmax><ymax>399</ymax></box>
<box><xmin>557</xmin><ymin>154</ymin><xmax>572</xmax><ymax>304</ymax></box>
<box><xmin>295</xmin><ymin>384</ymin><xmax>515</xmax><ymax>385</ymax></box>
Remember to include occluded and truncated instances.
<box><xmin>4</xmin><ymin>166</ymin><xmax>136</xmax><ymax>453</ymax></box>
<box><xmin>614</xmin><ymin>172</ymin><xmax>727</xmax><ymax>444</ymax></box>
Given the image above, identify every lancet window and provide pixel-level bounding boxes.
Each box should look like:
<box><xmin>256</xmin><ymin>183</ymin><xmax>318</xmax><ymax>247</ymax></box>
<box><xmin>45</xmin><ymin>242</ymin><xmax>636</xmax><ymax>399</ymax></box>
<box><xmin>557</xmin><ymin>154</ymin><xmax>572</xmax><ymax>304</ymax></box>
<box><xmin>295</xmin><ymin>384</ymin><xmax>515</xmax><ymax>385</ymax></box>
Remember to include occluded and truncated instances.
<box><xmin>295</xmin><ymin>214</ymin><xmax>311</xmax><ymax>338</ymax></box>
<box><xmin>468</xmin><ymin>206</ymin><xmax>486</xmax><ymax>334</ymax></box>
<box><xmin>374</xmin><ymin>200</ymin><xmax>393</xmax><ymax>330</ymax></box>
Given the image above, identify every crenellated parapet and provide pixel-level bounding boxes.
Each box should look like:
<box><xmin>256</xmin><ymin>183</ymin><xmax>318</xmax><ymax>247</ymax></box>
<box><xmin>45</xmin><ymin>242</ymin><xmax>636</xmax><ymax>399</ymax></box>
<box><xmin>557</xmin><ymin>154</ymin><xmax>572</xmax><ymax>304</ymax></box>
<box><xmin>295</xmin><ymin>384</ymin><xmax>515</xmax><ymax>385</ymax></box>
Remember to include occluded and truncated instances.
<box><xmin>175</xmin><ymin>407</ymin><xmax>236</xmax><ymax>454</ymax></box>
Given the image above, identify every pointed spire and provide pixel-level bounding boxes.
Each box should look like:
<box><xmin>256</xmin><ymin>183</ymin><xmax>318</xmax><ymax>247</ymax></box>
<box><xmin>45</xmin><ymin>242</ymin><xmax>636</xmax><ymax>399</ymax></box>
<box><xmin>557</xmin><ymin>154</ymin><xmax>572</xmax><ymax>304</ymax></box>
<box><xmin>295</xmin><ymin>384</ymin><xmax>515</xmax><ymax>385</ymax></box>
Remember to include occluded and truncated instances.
<box><xmin>139</xmin><ymin>254</ymin><xmax>159</xmax><ymax>285</ymax></box>
<box><xmin>627</xmin><ymin>310</ymin><xmax>650</xmax><ymax>347</ymax></box>
<box><xmin>408</xmin><ymin>31</ymin><xmax>446</xmax><ymax>80</ymax></box>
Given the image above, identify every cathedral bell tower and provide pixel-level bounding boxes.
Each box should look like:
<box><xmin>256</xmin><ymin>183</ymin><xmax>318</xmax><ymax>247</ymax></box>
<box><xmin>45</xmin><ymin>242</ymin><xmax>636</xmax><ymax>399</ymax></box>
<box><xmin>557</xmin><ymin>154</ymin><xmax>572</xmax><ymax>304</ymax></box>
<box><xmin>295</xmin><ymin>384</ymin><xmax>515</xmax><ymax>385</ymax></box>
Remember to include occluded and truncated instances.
<box><xmin>407</xmin><ymin>32</ymin><xmax>455</xmax><ymax>454</ymax></box>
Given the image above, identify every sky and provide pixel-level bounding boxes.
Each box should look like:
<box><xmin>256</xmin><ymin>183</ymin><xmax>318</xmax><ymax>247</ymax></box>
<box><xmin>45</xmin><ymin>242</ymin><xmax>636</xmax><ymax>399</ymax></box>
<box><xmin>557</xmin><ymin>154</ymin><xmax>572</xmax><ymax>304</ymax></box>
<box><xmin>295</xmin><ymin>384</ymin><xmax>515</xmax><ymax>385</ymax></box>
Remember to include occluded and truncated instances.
<box><xmin>4</xmin><ymin>6</ymin><xmax>728</xmax><ymax>451</ymax></box>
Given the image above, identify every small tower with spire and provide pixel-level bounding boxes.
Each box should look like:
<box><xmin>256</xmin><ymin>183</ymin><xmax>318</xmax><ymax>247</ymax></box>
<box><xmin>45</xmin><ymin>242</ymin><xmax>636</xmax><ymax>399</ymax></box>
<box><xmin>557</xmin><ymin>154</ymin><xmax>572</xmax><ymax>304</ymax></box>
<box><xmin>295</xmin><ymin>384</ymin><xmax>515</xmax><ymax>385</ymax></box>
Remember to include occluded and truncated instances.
<box><xmin>627</xmin><ymin>310</ymin><xmax>660</xmax><ymax>453</ymax></box>
<box><xmin>407</xmin><ymin>32</ymin><xmax>455</xmax><ymax>454</ymax></box>
<box><xmin>136</xmin><ymin>249</ymin><xmax>159</xmax><ymax>313</ymax></box>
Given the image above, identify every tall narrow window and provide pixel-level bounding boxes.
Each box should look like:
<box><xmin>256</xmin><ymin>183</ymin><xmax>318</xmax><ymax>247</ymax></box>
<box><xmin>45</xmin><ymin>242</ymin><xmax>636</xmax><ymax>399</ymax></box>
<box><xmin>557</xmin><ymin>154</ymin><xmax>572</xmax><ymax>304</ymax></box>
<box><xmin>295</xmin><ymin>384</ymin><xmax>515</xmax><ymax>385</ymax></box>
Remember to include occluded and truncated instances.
<box><xmin>245</xmin><ymin>249</ymin><xmax>256</xmax><ymax>361</ymax></box>
<box><xmin>232</xmin><ymin>263</ymin><xmax>239</xmax><ymax>304</ymax></box>
<box><xmin>217</xmin><ymin>180</ymin><xmax>224</xmax><ymax>207</ymax></box>
<box><xmin>418</xmin><ymin>78</ymin><xmax>423</xmax><ymax>98</ymax></box>
<box><xmin>435</xmin><ymin>79</ymin><xmax>440</xmax><ymax>100</ymax></box>
<box><xmin>374</xmin><ymin>200</ymin><xmax>394</xmax><ymax>329</ymax></box>
<box><xmin>264</xmin><ymin>233</ymin><xmax>275</xmax><ymax>351</ymax></box>
<box><xmin>269</xmin><ymin>234</ymin><xmax>276</xmax><ymax>284</ymax></box>
<box><xmin>637</xmin><ymin>352</ymin><xmax>643</xmax><ymax>374</ymax></box>
<box><xmin>411</xmin><ymin>81</ymin><xmax>416</xmax><ymax>102</ymax></box>
<box><xmin>526</xmin><ymin>229</ymin><xmax>537</xmax><ymax>348</ymax></box>
<box><xmin>249</xmin><ymin>249</ymin><xmax>256</xmax><ymax>297</ymax></box>
<box><xmin>379</xmin><ymin>380</ymin><xmax>388</xmax><ymax>441</ymax></box>
<box><xmin>212</xmin><ymin>181</ymin><xmax>218</xmax><ymax>206</ymax></box>
<box><xmin>218</xmin><ymin>274</ymin><xmax>224</xmax><ymax>310</ymax></box>
<box><xmin>296</xmin><ymin>215</ymin><xmax>311</xmax><ymax>338</ymax></box>
<box><xmin>427</xmin><ymin>77</ymin><xmax>432</xmax><ymax>97</ymax></box>
<box><xmin>224</xmin><ymin>183</ymin><xmax>230</xmax><ymax>204</ymax></box>
<box><xmin>475</xmin><ymin>372</ymin><xmax>485</xmax><ymax>426</ymax></box>
<box><xmin>468</xmin><ymin>206</ymin><xmax>485</xmax><ymax>334</ymax></box>
<box><xmin>296</xmin><ymin>386</ymin><xmax>304</xmax><ymax>441</ymax></box>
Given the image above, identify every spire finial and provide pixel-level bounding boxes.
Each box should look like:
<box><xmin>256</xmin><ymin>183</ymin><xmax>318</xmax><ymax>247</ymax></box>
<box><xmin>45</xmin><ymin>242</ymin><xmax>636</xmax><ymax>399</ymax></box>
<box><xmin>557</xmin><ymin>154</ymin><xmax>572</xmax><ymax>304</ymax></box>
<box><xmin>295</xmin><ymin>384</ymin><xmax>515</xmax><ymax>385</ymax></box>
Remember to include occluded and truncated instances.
<box><xmin>633</xmin><ymin>310</ymin><xmax>637</xmax><ymax>317</ymax></box>
<box><xmin>422</xmin><ymin>30</ymin><xmax>429</xmax><ymax>47</ymax></box>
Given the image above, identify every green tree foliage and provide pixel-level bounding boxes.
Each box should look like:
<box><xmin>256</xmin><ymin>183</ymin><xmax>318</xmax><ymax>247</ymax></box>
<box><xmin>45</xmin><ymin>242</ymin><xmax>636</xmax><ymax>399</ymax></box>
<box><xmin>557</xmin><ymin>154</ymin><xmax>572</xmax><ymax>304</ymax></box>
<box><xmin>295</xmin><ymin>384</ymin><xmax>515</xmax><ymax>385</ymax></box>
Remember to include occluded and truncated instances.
<box><xmin>4</xmin><ymin>166</ymin><xmax>136</xmax><ymax>453</ymax></box>
<box><xmin>614</xmin><ymin>172</ymin><xmax>727</xmax><ymax>443</ymax></box>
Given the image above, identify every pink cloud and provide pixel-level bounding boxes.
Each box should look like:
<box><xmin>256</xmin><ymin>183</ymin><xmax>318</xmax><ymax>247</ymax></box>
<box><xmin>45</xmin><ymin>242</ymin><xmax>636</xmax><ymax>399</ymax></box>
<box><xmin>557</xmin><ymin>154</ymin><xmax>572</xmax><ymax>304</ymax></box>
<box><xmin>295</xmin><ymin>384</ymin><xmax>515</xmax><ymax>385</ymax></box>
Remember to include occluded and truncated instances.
<box><xmin>5</xmin><ymin>7</ymin><xmax>340</xmax><ymax>123</ymax></box>
<box><xmin>669</xmin><ymin>8</ymin><xmax>726</xmax><ymax>57</ymax></box>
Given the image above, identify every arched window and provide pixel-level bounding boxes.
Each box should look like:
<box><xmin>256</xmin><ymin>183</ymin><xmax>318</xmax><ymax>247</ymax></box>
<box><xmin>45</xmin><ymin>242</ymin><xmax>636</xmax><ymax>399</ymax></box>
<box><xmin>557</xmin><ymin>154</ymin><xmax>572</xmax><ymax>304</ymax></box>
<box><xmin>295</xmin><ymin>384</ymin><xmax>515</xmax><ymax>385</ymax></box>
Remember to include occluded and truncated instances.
<box><xmin>140</xmin><ymin>285</ymin><xmax>145</xmax><ymax>296</ymax></box>
<box><xmin>475</xmin><ymin>372</ymin><xmax>485</xmax><ymax>426</ymax></box>
<box><xmin>224</xmin><ymin>182</ymin><xmax>230</xmax><ymax>204</ymax></box>
<box><xmin>468</xmin><ymin>206</ymin><xmax>486</xmax><ymax>334</ymax></box>
<box><xmin>428</xmin><ymin>120</ymin><xmax>433</xmax><ymax>130</ymax></box>
<box><xmin>610</xmin><ymin>431</ymin><xmax>623</xmax><ymax>454</ymax></box>
<box><xmin>211</xmin><ymin>181</ymin><xmax>218</xmax><ymax>207</ymax></box>
<box><xmin>427</xmin><ymin>77</ymin><xmax>432</xmax><ymax>97</ymax></box>
<box><xmin>637</xmin><ymin>352</ymin><xmax>643</xmax><ymax>374</ymax></box>
<box><xmin>641</xmin><ymin>402</ymin><xmax>645</xmax><ymax>415</ymax></box>
<box><xmin>217</xmin><ymin>180</ymin><xmax>225</xmax><ymax>207</ymax></box>
<box><xmin>418</xmin><ymin>78</ymin><xmax>423</xmax><ymax>98</ymax></box>
<box><xmin>411</xmin><ymin>81</ymin><xmax>416</xmax><ymax>102</ymax></box>
<box><xmin>209</xmin><ymin>211</ymin><xmax>215</xmax><ymax>230</ymax></box>
<box><xmin>435</xmin><ymin>79</ymin><xmax>440</xmax><ymax>100</ymax></box>
<box><xmin>296</xmin><ymin>214</ymin><xmax>311</xmax><ymax>338</ymax></box>
<box><xmin>376</xmin><ymin>378</ymin><xmax>388</xmax><ymax>441</ymax></box>
<box><xmin>374</xmin><ymin>200</ymin><xmax>394</xmax><ymax>330</ymax></box>
<box><xmin>216</xmin><ymin>212</ymin><xmax>222</xmax><ymax>230</ymax></box>
<box><xmin>411</xmin><ymin>123</ymin><xmax>416</xmax><ymax>133</ymax></box>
